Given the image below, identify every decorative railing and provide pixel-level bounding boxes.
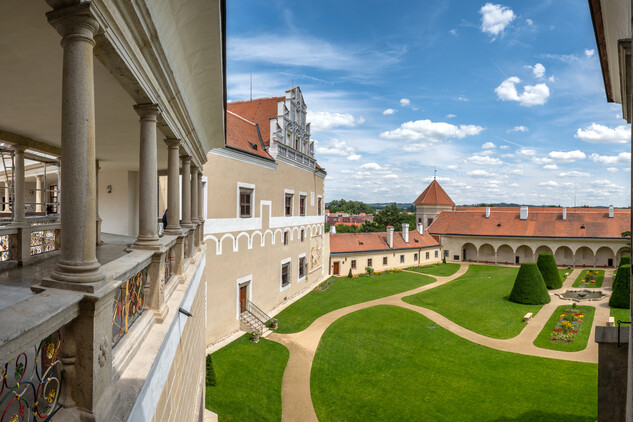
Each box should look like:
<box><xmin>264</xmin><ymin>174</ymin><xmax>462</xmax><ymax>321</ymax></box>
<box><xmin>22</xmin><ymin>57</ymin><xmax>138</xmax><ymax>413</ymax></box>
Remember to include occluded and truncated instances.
<box><xmin>164</xmin><ymin>247</ymin><xmax>173</xmax><ymax>283</ymax></box>
<box><xmin>29</xmin><ymin>230</ymin><xmax>57</xmax><ymax>256</ymax></box>
<box><xmin>112</xmin><ymin>266</ymin><xmax>148</xmax><ymax>348</ymax></box>
<box><xmin>0</xmin><ymin>234</ymin><xmax>12</xmax><ymax>262</ymax></box>
<box><xmin>276</xmin><ymin>143</ymin><xmax>316</xmax><ymax>169</ymax></box>
<box><xmin>0</xmin><ymin>330</ymin><xmax>63</xmax><ymax>421</ymax></box>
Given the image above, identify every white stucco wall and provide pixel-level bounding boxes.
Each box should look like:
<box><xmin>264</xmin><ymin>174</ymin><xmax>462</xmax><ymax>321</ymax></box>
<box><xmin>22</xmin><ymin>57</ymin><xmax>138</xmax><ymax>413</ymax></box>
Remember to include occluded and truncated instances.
<box><xmin>99</xmin><ymin>170</ymin><xmax>139</xmax><ymax>236</ymax></box>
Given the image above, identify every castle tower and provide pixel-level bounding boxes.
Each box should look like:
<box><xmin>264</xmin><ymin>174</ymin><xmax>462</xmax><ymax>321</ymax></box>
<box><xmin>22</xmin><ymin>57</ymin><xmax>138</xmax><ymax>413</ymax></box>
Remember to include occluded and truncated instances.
<box><xmin>413</xmin><ymin>179</ymin><xmax>455</xmax><ymax>230</ymax></box>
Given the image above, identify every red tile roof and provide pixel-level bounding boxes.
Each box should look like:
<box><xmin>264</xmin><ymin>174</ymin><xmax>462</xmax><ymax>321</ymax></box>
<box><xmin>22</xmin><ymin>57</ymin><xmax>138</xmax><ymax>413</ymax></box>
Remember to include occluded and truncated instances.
<box><xmin>330</xmin><ymin>230</ymin><xmax>439</xmax><ymax>254</ymax></box>
<box><xmin>226</xmin><ymin>111</ymin><xmax>273</xmax><ymax>160</ymax></box>
<box><xmin>227</xmin><ymin>97</ymin><xmax>284</xmax><ymax>145</ymax></box>
<box><xmin>413</xmin><ymin>180</ymin><xmax>455</xmax><ymax>206</ymax></box>
<box><xmin>429</xmin><ymin>207</ymin><xmax>631</xmax><ymax>239</ymax></box>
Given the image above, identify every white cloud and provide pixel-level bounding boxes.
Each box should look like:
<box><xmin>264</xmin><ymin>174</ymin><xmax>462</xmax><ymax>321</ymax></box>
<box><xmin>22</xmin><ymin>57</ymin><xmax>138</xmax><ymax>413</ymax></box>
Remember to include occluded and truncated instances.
<box><xmin>383</xmin><ymin>108</ymin><xmax>396</xmax><ymax>115</ymax></box>
<box><xmin>591</xmin><ymin>179</ymin><xmax>617</xmax><ymax>188</ymax></box>
<box><xmin>400</xmin><ymin>98</ymin><xmax>411</xmax><ymax>107</ymax></box>
<box><xmin>495</xmin><ymin>77</ymin><xmax>550</xmax><ymax>106</ymax></box>
<box><xmin>480</xmin><ymin>3</ymin><xmax>516</xmax><ymax>37</ymax></box>
<box><xmin>447</xmin><ymin>165</ymin><xmax>458</xmax><ymax>170</ymax></box>
<box><xmin>450</xmin><ymin>29</ymin><xmax>458</xmax><ymax>36</ymax></box>
<box><xmin>467</xmin><ymin>155</ymin><xmax>503</xmax><ymax>165</ymax></box>
<box><xmin>383</xmin><ymin>174</ymin><xmax>398</xmax><ymax>179</ymax></box>
<box><xmin>468</xmin><ymin>169</ymin><xmax>494</xmax><ymax>177</ymax></box>
<box><xmin>359</xmin><ymin>162</ymin><xmax>385</xmax><ymax>170</ymax></box>
<box><xmin>548</xmin><ymin>150</ymin><xmax>586</xmax><ymax>163</ymax></box>
<box><xmin>548</xmin><ymin>75</ymin><xmax>555</xmax><ymax>83</ymax></box>
<box><xmin>380</xmin><ymin>119</ymin><xmax>484</xmax><ymax>143</ymax></box>
<box><xmin>585</xmin><ymin>49</ymin><xmax>595</xmax><ymax>58</ymax></box>
<box><xmin>526</xmin><ymin>19</ymin><xmax>533</xmax><ymax>26</ymax></box>
<box><xmin>446</xmin><ymin>114</ymin><xmax>456</xmax><ymax>118</ymax></box>
<box><xmin>457</xmin><ymin>96</ymin><xmax>469</xmax><ymax>102</ymax></box>
<box><xmin>589</xmin><ymin>152</ymin><xmax>631</xmax><ymax>165</ymax></box>
<box><xmin>543</xmin><ymin>164</ymin><xmax>558</xmax><ymax>170</ymax></box>
<box><xmin>518</xmin><ymin>148</ymin><xmax>536</xmax><ymax>156</ymax></box>
<box><xmin>510</xmin><ymin>169</ymin><xmax>523</xmax><ymax>175</ymax></box>
<box><xmin>575</xmin><ymin>123</ymin><xmax>629</xmax><ymax>144</ymax></box>
<box><xmin>499</xmin><ymin>145</ymin><xmax>510</xmax><ymax>150</ymax></box>
<box><xmin>482</xmin><ymin>142</ymin><xmax>496</xmax><ymax>149</ymax></box>
<box><xmin>558</xmin><ymin>171</ymin><xmax>590</xmax><ymax>177</ymax></box>
<box><xmin>607</xmin><ymin>167</ymin><xmax>619</xmax><ymax>173</ymax></box>
<box><xmin>539</xmin><ymin>181</ymin><xmax>559</xmax><ymax>187</ymax></box>
<box><xmin>531</xmin><ymin>63</ymin><xmax>546</xmax><ymax>78</ymax></box>
<box><xmin>508</xmin><ymin>125</ymin><xmax>528</xmax><ymax>133</ymax></box>
<box><xmin>308</xmin><ymin>111</ymin><xmax>365</xmax><ymax>132</ymax></box>
<box><xmin>316</xmin><ymin>139</ymin><xmax>361</xmax><ymax>161</ymax></box>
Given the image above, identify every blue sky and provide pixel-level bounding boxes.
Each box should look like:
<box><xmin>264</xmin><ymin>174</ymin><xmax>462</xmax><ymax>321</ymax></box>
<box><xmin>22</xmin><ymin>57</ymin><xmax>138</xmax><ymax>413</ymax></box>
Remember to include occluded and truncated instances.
<box><xmin>227</xmin><ymin>0</ymin><xmax>631</xmax><ymax>207</ymax></box>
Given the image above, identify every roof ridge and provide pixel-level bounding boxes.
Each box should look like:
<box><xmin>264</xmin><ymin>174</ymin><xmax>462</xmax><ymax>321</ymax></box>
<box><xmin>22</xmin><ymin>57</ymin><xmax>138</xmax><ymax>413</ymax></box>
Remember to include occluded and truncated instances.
<box><xmin>229</xmin><ymin>96</ymin><xmax>285</xmax><ymax>104</ymax></box>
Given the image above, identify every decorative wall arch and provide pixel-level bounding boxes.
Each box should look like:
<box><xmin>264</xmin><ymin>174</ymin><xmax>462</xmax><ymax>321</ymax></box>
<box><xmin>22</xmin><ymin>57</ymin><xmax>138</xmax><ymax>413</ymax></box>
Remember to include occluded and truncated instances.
<box><xmin>616</xmin><ymin>247</ymin><xmax>631</xmax><ymax>266</ymax></box>
<box><xmin>251</xmin><ymin>230</ymin><xmax>263</xmax><ymax>247</ymax></box>
<box><xmin>462</xmin><ymin>242</ymin><xmax>477</xmax><ymax>262</ymax></box>
<box><xmin>291</xmin><ymin>226</ymin><xmax>300</xmax><ymax>240</ymax></box>
<box><xmin>554</xmin><ymin>246</ymin><xmax>574</xmax><ymax>266</ymax></box>
<box><xmin>220</xmin><ymin>233</ymin><xmax>236</xmax><ymax>254</ymax></box>
<box><xmin>534</xmin><ymin>245</ymin><xmax>553</xmax><ymax>259</ymax></box>
<box><xmin>595</xmin><ymin>246</ymin><xmax>615</xmax><ymax>267</ymax></box>
<box><xmin>515</xmin><ymin>245</ymin><xmax>534</xmax><ymax>264</ymax></box>
<box><xmin>478</xmin><ymin>244</ymin><xmax>495</xmax><ymax>263</ymax></box>
<box><xmin>204</xmin><ymin>234</ymin><xmax>220</xmax><ymax>255</ymax></box>
<box><xmin>575</xmin><ymin>246</ymin><xmax>594</xmax><ymax>267</ymax></box>
<box><xmin>236</xmin><ymin>232</ymin><xmax>250</xmax><ymax>250</ymax></box>
<box><xmin>264</xmin><ymin>229</ymin><xmax>274</xmax><ymax>246</ymax></box>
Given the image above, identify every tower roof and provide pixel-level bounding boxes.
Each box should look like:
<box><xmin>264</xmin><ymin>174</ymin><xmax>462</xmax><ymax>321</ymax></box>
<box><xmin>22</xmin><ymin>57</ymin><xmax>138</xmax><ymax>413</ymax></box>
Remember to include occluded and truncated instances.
<box><xmin>413</xmin><ymin>180</ymin><xmax>455</xmax><ymax>206</ymax></box>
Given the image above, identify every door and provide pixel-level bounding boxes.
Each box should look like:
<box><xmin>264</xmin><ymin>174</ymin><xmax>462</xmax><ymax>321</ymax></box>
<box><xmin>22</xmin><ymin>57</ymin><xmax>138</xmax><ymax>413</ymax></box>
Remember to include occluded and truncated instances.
<box><xmin>463</xmin><ymin>249</ymin><xmax>467</xmax><ymax>261</ymax></box>
<box><xmin>515</xmin><ymin>256</ymin><xmax>520</xmax><ymax>264</ymax></box>
<box><xmin>239</xmin><ymin>285</ymin><xmax>248</xmax><ymax>313</ymax></box>
<box><xmin>608</xmin><ymin>258</ymin><xmax>614</xmax><ymax>267</ymax></box>
<box><xmin>333</xmin><ymin>262</ymin><xmax>340</xmax><ymax>275</ymax></box>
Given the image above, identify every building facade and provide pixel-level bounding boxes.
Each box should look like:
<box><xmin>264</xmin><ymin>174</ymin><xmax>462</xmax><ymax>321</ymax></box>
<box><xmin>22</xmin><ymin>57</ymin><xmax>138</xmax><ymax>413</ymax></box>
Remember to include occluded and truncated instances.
<box><xmin>203</xmin><ymin>87</ymin><xmax>329</xmax><ymax>345</ymax></box>
<box><xmin>414</xmin><ymin>179</ymin><xmax>455</xmax><ymax>230</ymax></box>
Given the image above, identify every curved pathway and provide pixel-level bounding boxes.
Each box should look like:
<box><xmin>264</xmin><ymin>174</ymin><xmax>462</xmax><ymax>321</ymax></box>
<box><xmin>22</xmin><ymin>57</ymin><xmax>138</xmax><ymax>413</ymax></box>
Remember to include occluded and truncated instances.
<box><xmin>268</xmin><ymin>264</ymin><xmax>612</xmax><ymax>422</ymax></box>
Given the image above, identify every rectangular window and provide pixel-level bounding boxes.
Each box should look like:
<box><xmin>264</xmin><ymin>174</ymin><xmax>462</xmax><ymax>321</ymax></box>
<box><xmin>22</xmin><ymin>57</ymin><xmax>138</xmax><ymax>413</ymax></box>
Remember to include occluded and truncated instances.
<box><xmin>367</xmin><ymin>258</ymin><xmax>373</xmax><ymax>267</ymax></box>
<box><xmin>383</xmin><ymin>257</ymin><xmax>388</xmax><ymax>265</ymax></box>
<box><xmin>50</xmin><ymin>185</ymin><xmax>58</xmax><ymax>213</ymax></box>
<box><xmin>418</xmin><ymin>217</ymin><xmax>422</xmax><ymax>223</ymax></box>
<box><xmin>239</xmin><ymin>188</ymin><xmax>252</xmax><ymax>218</ymax></box>
<box><xmin>300</xmin><ymin>195</ymin><xmax>306</xmax><ymax>216</ymax></box>
<box><xmin>301</xmin><ymin>229</ymin><xmax>305</xmax><ymax>242</ymax></box>
<box><xmin>351</xmin><ymin>259</ymin><xmax>356</xmax><ymax>269</ymax></box>
<box><xmin>285</xmin><ymin>194</ymin><xmax>293</xmax><ymax>216</ymax></box>
<box><xmin>444</xmin><ymin>250</ymin><xmax>449</xmax><ymax>258</ymax></box>
<box><xmin>414</xmin><ymin>253</ymin><xmax>418</xmax><ymax>261</ymax></box>
<box><xmin>299</xmin><ymin>256</ymin><xmax>306</xmax><ymax>278</ymax></box>
<box><xmin>400</xmin><ymin>255</ymin><xmax>405</xmax><ymax>263</ymax></box>
<box><xmin>427</xmin><ymin>217</ymin><xmax>434</xmax><ymax>227</ymax></box>
<box><xmin>318</xmin><ymin>198</ymin><xmax>323</xmax><ymax>215</ymax></box>
<box><xmin>281</xmin><ymin>262</ymin><xmax>291</xmax><ymax>287</ymax></box>
<box><xmin>283</xmin><ymin>231</ymin><xmax>289</xmax><ymax>246</ymax></box>
<box><xmin>426</xmin><ymin>252</ymin><xmax>430</xmax><ymax>259</ymax></box>
<box><xmin>435</xmin><ymin>250</ymin><xmax>439</xmax><ymax>258</ymax></box>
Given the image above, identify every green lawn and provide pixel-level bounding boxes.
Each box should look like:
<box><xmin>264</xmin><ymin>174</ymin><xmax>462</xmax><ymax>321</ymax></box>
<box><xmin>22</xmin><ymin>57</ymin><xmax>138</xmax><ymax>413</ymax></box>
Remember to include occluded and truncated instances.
<box><xmin>402</xmin><ymin>265</ymin><xmax>544</xmax><ymax>339</ymax></box>
<box><xmin>205</xmin><ymin>335</ymin><xmax>288</xmax><ymax>421</ymax></box>
<box><xmin>610</xmin><ymin>307</ymin><xmax>631</xmax><ymax>326</ymax></box>
<box><xmin>405</xmin><ymin>262</ymin><xmax>460</xmax><ymax>276</ymax></box>
<box><xmin>274</xmin><ymin>272</ymin><xmax>434</xmax><ymax>334</ymax></box>
<box><xmin>533</xmin><ymin>305</ymin><xmax>596</xmax><ymax>352</ymax></box>
<box><xmin>558</xmin><ymin>268</ymin><xmax>570</xmax><ymax>280</ymax></box>
<box><xmin>311</xmin><ymin>305</ymin><xmax>597</xmax><ymax>421</ymax></box>
<box><xmin>572</xmin><ymin>269</ymin><xmax>605</xmax><ymax>288</ymax></box>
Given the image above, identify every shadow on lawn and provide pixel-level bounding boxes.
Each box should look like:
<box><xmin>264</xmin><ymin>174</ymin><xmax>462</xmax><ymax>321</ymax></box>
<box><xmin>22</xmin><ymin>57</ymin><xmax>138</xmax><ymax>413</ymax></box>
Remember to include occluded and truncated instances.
<box><xmin>492</xmin><ymin>410</ymin><xmax>594</xmax><ymax>421</ymax></box>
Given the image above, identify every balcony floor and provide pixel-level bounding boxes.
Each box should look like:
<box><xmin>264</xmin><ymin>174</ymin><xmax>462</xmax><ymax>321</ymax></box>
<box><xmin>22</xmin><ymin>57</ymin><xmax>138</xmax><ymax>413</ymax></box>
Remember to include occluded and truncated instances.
<box><xmin>0</xmin><ymin>232</ymin><xmax>135</xmax><ymax>310</ymax></box>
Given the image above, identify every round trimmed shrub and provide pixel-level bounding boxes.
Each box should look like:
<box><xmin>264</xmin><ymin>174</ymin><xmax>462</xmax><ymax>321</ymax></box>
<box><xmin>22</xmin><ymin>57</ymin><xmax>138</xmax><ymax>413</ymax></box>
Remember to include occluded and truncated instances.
<box><xmin>619</xmin><ymin>255</ymin><xmax>631</xmax><ymax>269</ymax></box>
<box><xmin>537</xmin><ymin>252</ymin><xmax>562</xmax><ymax>289</ymax></box>
<box><xmin>509</xmin><ymin>262</ymin><xmax>551</xmax><ymax>305</ymax></box>
<box><xmin>610</xmin><ymin>264</ymin><xmax>630</xmax><ymax>309</ymax></box>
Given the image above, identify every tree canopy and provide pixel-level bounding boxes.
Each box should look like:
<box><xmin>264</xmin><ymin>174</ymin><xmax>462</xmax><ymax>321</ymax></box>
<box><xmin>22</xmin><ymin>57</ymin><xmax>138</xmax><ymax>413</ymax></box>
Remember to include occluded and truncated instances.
<box><xmin>326</xmin><ymin>199</ymin><xmax>376</xmax><ymax>215</ymax></box>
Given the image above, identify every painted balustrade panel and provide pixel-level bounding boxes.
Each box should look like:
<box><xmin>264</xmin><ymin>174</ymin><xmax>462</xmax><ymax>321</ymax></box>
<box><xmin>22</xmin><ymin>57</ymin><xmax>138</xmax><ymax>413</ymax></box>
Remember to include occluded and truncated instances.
<box><xmin>112</xmin><ymin>266</ymin><xmax>149</xmax><ymax>348</ymax></box>
<box><xmin>0</xmin><ymin>234</ymin><xmax>12</xmax><ymax>262</ymax></box>
<box><xmin>164</xmin><ymin>247</ymin><xmax>173</xmax><ymax>284</ymax></box>
<box><xmin>0</xmin><ymin>330</ymin><xmax>63</xmax><ymax>421</ymax></box>
<box><xmin>29</xmin><ymin>231</ymin><xmax>57</xmax><ymax>256</ymax></box>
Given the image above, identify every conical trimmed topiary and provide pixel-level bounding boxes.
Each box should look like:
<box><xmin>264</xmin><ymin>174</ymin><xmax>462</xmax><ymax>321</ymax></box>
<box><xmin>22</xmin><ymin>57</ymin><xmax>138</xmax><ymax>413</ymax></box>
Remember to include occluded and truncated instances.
<box><xmin>619</xmin><ymin>255</ymin><xmax>630</xmax><ymax>269</ymax></box>
<box><xmin>537</xmin><ymin>252</ymin><xmax>562</xmax><ymax>290</ymax></box>
<box><xmin>206</xmin><ymin>354</ymin><xmax>217</xmax><ymax>386</ymax></box>
<box><xmin>610</xmin><ymin>264</ymin><xmax>630</xmax><ymax>309</ymax></box>
<box><xmin>509</xmin><ymin>262</ymin><xmax>551</xmax><ymax>305</ymax></box>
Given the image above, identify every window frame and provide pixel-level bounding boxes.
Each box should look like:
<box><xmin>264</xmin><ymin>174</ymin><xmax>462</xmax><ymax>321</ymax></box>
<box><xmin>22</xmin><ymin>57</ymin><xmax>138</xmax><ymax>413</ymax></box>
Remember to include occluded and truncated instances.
<box><xmin>236</xmin><ymin>182</ymin><xmax>256</xmax><ymax>218</ymax></box>
<box><xmin>298</xmin><ymin>254</ymin><xmax>307</xmax><ymax>281</ymax></box>
<box><xmin>400</xmin><ymin>254</ymin><xmax>405</xmax><ymax>263</ymax></box>
<box><xmin>383</xmin><ymin>257</ymin><xmax>388</xmax><ymax>265</ymax></box>
<box><xmin>367</xmin><ymin>258</ymin><xmax>373</xmax><ymax>267</ymax></box>
<box><xmin>414</xmin><ymin>253</ymin><xmax>418</xmax><ymax>261</ymax></box>
<box><xmin>351</xmin><ymin>259</ymin><xmax>356</xmax><ymax>269</ymax></box>
<box><xmin>426</xmin><ymin>252</ymin><xmax>430</xmax><ymax>260</ymax></box>
<box><xmin>317</xmin><ymin>196</ymin><xmax>323</xmax><ymax>216</ymax></box>
<box><xmin>283</xmin><ymin>231</ymin><xmax>289</xmax><ymax>246</ymax></box>
<box><xmin>280</xmin><ymin>258</ymin><xmax>292</xmax><ymax>290</ymax></box>
<box><xmin>284</xmin><ymin>190</ymin><xmax>294</xmax><ymax>217</ymax></box>
<box><xmin>299</xmin><ymin>195</ymin><xmax>306</xmax><ymax>216</ymax></box>
<box><xmin>239</xmin><ymin>187</ymin><xmax>253</xmax><ymax>218</ymax></box>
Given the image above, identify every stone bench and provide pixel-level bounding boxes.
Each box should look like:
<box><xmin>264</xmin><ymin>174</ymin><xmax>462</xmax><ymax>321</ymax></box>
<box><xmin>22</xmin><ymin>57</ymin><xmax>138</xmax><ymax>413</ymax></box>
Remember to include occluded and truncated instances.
<box><xmin>523</xmin><ymin>312</ymin><xmax>533</xmax><ymax>322</ymax></box>
<box><xmin>607</xmin><ymin>316</ymin><xmax>615</xmax><ymax>327</ymax></box>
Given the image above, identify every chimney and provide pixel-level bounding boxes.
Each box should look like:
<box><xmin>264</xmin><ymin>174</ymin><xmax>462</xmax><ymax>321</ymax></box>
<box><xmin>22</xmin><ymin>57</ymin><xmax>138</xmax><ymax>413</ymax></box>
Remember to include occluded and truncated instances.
<box><xmin>387</xmin><ymin>226</ymin><xmax>394</xmax><ymax>248</ymax></box>
<box><xmin>417</xmin><ymin>223</ymin><xmax>423</xmax><ymax>235</ymax></box>
<box><xmin>402</xmin><ymin>223</ymin><xmax>409</xmax><ymax>243</ymax></box>
<box><xmin>485</xmin><ymin>207</ymin><xmax>490</xmax><ymax>219</ymax></box>
<box><xmin>609</xmin><ymin>205</ymin><xmax>614</xmax><ymax>218</ymax></box>
<box><xmin>562</xmin><ymin>207</ymin><xmax>567</xmax><ymax>221</ymax></box>
<box><xmin>520</xmin><ymin>206</ymin><xmax>528</xmax><ymax>221</ymax></box>
<box><xmin>329</xmin><ymin>225</ymin><xmax>336</xmax><ymax>234</ymax></box>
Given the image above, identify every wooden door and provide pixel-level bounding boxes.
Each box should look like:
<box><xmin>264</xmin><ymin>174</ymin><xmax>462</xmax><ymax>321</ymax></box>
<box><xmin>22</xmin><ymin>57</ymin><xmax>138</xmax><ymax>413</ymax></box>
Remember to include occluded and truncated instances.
<box><xmin>333</xmin><ymin>262</ymin><xmax>340</xmax><ymax>275</ymax></box>
<box><xmin>239</xmin><ymin>285</ymin><xmax>248</xmax><ymax>313</ymax></box>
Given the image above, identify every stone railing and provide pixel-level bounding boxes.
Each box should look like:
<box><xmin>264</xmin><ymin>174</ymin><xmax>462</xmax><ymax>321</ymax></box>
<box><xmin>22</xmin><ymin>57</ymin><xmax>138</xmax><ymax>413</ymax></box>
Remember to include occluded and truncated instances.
<box><xmin>164</xmin><ymin>245</ymin><xmax>174</xmax><ymax>284</ymax></box>
<box><xmin>0</xmin><ymin>228</ymin><xmax>17</xmax><ymax>263</ymax></box>
<box><xmin>276</xmin><ymin>143</ymin><xmax>316</xmax><ymax>169</ymax></box>
<box><xmin>112</xmin><ymin>265</ymin><xmax>150</xmax><ymax>348</ymax></box>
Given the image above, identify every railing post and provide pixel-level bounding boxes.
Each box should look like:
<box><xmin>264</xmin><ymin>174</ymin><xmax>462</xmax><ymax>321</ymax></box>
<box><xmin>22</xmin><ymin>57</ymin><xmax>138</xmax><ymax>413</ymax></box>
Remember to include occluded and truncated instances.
<box><xmin>147</xmin><ymin>249</ymin><xmax>169</xmax><ymax>322</ymax></box>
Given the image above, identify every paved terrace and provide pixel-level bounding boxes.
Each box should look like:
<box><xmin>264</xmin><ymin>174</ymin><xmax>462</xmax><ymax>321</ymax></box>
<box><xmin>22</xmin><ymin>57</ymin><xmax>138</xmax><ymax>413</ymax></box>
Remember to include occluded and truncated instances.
<box><xmin>0</xmin><ymin>232</ymin><xmax>134</xmax><ymax>310</ymax></box>
<box><xmin>268</xmin><ymin>264</ymin><xmax>613</xmax><ymax>422</ymax></box>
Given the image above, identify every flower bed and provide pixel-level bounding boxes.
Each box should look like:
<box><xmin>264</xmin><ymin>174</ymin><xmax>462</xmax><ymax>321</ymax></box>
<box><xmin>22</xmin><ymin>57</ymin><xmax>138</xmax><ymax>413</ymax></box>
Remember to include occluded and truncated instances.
<box><xmin>533</xmin><ymin>305</ymin><xmax>595</xmax><ymax>352</ymax></box>
<box><xmin>572</xmin><ymin>269</ymin><xmax>605</xmax><ymax>288</ymax></box>
<box><xmin>551</xmin><ymin>308</ymin><xmax>584</xmax><ymax>343</ymax></box>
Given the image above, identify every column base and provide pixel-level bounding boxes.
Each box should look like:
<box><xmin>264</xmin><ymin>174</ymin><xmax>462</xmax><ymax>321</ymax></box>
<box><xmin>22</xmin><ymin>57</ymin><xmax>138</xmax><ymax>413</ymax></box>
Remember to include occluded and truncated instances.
<box><xmin>152</xmin><ymin>302</ymin><xmax>169</xmax><ymax>323</ymax></box>
<box><xmin>43</xmin><ymin>260</ymin><xmax>106</xmax><ymax>291</ymax></box>
<box><xmin>129</xmin><ymin>236</ymin><xmax>163</xmax><ymax>251</ymax></box>
<box><xmin>163</xmin><ymin>227</ymin><xmax>185</xmax><ymax>236</ymax></box>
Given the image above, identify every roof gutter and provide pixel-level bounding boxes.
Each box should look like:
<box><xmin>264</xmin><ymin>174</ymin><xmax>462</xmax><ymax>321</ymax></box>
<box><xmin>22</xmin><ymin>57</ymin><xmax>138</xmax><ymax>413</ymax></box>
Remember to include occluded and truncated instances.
<box><xmin>588</xmin><ymin>0</ymin><xmax>614</xmax><ymax>102</ymax></box>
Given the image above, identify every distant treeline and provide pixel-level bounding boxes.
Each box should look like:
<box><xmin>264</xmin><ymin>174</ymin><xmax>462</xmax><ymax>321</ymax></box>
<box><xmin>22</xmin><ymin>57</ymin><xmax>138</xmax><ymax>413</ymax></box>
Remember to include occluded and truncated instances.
<box><xmin>327</xmin><ymin>204</ymin><xmax>416</xmax><ymax>233</ymax></box>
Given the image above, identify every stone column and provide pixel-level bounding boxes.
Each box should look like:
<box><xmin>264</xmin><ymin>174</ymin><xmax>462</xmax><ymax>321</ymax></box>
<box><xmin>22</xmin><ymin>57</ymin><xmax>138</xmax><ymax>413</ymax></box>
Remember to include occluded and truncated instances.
<box><xmin>36</xmin><ymin>175</ymin><xmax>44</xmax><ymax>212</ymax></box>
<box><xmin>181</xmin><ymin>155</ymin><xmax>192</xmax><ymax>226</ymax></box>
<box><xmin>13</xmin><ymin>145</ymin><xmax>26</xmax><ymax>223</ymax></box>
<box><xmin>191</xmin><ymin>166</ymin><xmax>200</xmax><ymax>249</ymax></box>
<box><xmin>95</xmin><ymin>160</ymin><xmax>102</xmax><ymax>245</ymax></box>
<box><xmin>132</xmin><ymin>104</ymin><xmax>161</xmax><ymax>249</ymax></box>
<box><xmin>164</xmin><ymin>138</ymin><xmax>181</xmax><ymax>234</ymax></box>
<box><xmin>3</xmin><ymin>181</ymin><xmax>9</xmax><ymax>212</ymax></box>
<box><xmin>47</xmin><ymin>4</ymin><xmax>103</xmax><ymax>284</ymax></box>
<box><xmin>198</xmin><ymin>174</ymin><xmax>204</xmax><ymax>222</ymax></box>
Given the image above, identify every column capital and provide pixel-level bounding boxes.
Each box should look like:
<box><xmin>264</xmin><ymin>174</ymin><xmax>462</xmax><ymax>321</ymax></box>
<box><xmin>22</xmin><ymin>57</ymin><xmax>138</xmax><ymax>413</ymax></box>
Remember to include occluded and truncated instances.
<box><xmin>191</xmin><ymin>165</ymin><xmax>200</xmax><ymax>174</ymax></box>
<box><xmin>46</xmin><ymin>2</ymin><xmax>99</xmax><ymax>44</ymax></box>
<box><xmin>133</xmin><ymin>103</ymin><xmax>161</xmax><ymax>120</ymax></box>
<box><xmin>181</xmin><ymin>155</ymin><xmax>192</xmax><ymax>164</ymax></box>
<box><xmin>164</xmin><ymin>138</ymin><xmax>181</xmax><ymax>149</ymax></box>
<box><xmin>12</xmin><ymin>144</ymin><xmax>27</xmax><ymax>153</ymax></box>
